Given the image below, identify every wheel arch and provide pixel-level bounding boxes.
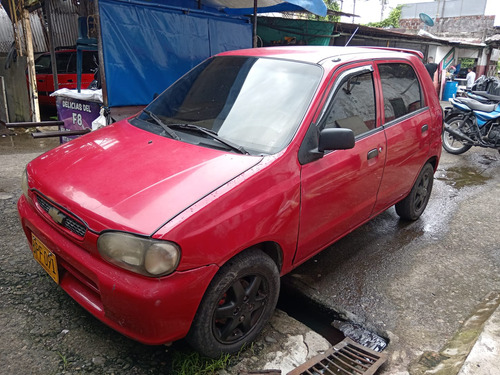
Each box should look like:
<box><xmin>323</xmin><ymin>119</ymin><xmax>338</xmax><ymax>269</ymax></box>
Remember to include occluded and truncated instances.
<box><xmin>426</xmin><ymin>156</ymin><xmax>439</xmax><ymax>171</ymax></box>
<box><xmin>235</xmin><ymin>241</ymin><xmax>284</xmax><ymax>274</ymax></box>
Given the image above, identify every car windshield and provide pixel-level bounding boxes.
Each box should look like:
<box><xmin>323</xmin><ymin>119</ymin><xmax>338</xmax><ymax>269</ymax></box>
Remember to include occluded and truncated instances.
<box><xmin>133</xmin><ymin>56</ymin><xmax>322</xmax><ymax>155</ymax></box>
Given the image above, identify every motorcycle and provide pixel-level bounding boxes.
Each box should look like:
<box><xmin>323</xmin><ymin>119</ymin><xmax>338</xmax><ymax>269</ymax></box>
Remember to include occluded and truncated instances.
<box><xmin>443</xmin><ymin>95</ymin><xmax>500</xmax><ymax>155</ymax></box>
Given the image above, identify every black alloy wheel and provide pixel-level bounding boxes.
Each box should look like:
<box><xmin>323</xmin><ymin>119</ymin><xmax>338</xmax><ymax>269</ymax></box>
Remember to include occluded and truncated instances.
<box><xmin>186</xmin><ymin>250</ymin><xmax>280</xmax><ymax>358</ymax></box>
<box><xmin>395</xmin><ymin>163</ymin><xmax>434</xmax><ymax>221</ymax></box>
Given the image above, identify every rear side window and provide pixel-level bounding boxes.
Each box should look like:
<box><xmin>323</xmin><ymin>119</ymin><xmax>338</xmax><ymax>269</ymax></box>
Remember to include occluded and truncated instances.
<box><xmin>378</xmin><ymin>63</ymin><xmax>423</xmax><ymax>123</ymax></box>
<box><xmin>321</xmin><ymin>71</ymin><xmax>376</xmax><ymax>137</ymax></box>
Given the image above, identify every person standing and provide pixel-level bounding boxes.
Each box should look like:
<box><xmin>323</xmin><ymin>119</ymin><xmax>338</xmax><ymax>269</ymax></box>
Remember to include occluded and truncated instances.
<box><xmin>425</xmin><ymin>57</ymin><xmax>438</xmax><ymax>80</ymax></box>
<box><xmin>466</xmin><ymin>68</ymin><xmax>476</xmax><ymax>89</ymax></box>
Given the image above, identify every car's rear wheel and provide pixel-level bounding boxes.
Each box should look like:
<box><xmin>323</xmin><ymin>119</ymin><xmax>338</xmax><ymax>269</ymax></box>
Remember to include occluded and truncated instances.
<box><xmin>395</xmin><ymin>163</ymin><xmax>434</xmax><ymax>221</ymax></box>
<box><xmin>186</xmin><ymin>250</ymin><xmax>280</xmax><ymax>358</ymax></box>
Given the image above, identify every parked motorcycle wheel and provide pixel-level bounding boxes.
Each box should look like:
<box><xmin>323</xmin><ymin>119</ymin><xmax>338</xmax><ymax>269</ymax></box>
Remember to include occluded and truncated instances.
<box><xmin>442</xmin><ymin>115</ymin><xmax>473</xmax><ymax>155</ymax></box>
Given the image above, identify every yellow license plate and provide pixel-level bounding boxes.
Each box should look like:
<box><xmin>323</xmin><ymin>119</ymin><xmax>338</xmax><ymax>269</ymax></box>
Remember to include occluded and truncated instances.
<box><xmin>31</xmin><ymin>233</ymin><xmax>59</xmax><ymax>284</ymax></box>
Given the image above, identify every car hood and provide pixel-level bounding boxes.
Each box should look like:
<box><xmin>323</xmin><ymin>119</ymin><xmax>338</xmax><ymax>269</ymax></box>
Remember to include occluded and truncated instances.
<box><xmin>28</xmin><ymin>121</ymin><xmax>262</xmax><ymax>234</ymax></box>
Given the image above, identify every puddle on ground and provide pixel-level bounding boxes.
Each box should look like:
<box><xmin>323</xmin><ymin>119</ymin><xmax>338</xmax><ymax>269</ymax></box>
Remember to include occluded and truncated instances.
<box><xmin>0</xmin><ymin>132</ymin><xmax>59</xmax><ymax>154</ymax></box>
<box><xmin>435</xmin><ymin>166</ymin><xmax>490</xmax><ymax>189</ymax></box>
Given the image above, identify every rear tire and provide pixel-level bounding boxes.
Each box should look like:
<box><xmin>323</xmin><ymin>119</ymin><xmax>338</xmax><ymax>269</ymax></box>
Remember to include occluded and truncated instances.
<box><xmin>186</xmin><ymin>250</ymin><xmax>280</xmax><ymax>358</ymax></box>
<box><xmin>395</xmin><ymin>163</ymin><xmax>434</xmax><ymax>221</ymax></box>
<box><xmin>442</xmin><ymin>115</ymin><xmax>473</xmax><ymax>155</ymax></box>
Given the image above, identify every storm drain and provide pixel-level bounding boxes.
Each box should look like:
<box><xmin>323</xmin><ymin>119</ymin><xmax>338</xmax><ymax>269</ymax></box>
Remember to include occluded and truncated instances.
<box><xmin>287</xmin><ymin>337</ymin><xmax>387</xmax><ymax>375</ymax></box>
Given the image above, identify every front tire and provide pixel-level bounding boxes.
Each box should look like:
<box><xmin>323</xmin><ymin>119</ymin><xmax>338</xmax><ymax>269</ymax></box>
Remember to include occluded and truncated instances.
<box><xmin>442</xmin><ymin>115</ymin><xmax>473</xmax><ymax>155</ymax></box>
<box><xmin>186</xmin><ymin>250</ymin><xmax>280</xmax><ymax>358</ymax></box>
<box><xmin>395</xmin><ymin>163</ymin><xmax>434</xmax><ymax>221</ymax></box>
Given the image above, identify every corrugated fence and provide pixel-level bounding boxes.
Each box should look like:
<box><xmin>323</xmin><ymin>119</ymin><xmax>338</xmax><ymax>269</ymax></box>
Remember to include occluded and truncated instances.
<box><xmin>0</xmin><ymin>0</ymin><xmax>79</xmax><ymax>54</ymax></box>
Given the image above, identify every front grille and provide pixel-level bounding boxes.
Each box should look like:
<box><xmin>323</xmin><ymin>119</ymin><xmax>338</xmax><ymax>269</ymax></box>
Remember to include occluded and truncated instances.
<box><xmin>36</xmin><ymin>195</ymin><xmax>87</xmax><ymax>237</ymax></box>
<box><xmin>288</xmin><ymin>338</ymin><xmax>387</xmax><ymax>375</ymax></box>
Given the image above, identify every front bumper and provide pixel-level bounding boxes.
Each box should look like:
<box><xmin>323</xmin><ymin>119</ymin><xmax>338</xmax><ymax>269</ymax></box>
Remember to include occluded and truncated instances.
<box><xmin>17</xmin><ymin>195</ymin><xmax>218</xmax><ymax>345</ymax></box>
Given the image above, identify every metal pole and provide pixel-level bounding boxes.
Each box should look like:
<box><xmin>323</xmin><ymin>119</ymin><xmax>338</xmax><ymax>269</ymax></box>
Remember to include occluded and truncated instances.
<box><xmin>94</xmin><ymin>0</ymin><xmax>108</xmax><ymax>107</ymax></box>
<box><xmin>253</xmin><ymin>0</ymin><xmax>257</xmax><ymax>48</ymax></box>
<box><xmin>44</xmin><ymin>0</ymin><xmax>59</xmax><ymax>91</ymax></box>
<box><xmin>0</xmin><ymin>77</ymin><xmax>10</xmax><ymax>122</ymax></box>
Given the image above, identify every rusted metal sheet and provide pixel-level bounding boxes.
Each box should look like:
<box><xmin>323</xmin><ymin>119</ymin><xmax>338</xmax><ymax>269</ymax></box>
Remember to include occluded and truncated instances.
<box><xmin>287</xmin><ymin>338</ymin><xmax>388</xmax><ymax>375</ymax></box>
<box><xmin>0</xmin><ymin>5</ymin><xmax>15</xmax><ymax>52</ymax></box>
<box><xmin>0</xmin><ymin>0</ymin><xmax>79</xmax><ymax>53</ymax></box>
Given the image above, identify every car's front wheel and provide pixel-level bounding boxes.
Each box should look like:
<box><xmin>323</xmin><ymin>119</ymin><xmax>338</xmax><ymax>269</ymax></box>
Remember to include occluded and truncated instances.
<box><xmin>395</xmin><ymin>163</ymin><xmax>434</xmax><ymax>221</ymax></box>
<box><xmin>186</xmin><ymin>250</ymin><xmax>280</xmax><ymax>358</ymax></box>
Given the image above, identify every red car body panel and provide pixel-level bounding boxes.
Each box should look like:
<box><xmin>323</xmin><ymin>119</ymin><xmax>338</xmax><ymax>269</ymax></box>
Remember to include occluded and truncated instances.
<box><xmin>18</xmin><ymin>46</ymin><xmax>443</xmax><ymax>346</ymax></box>
<box><xmin>25</xmin><ymin>122</ymin><xmax>262</xmax><ymax>235</ymax></box>
<box><xmin>18</xmin><ymin>195</ymin><xmax>218</xmax><ymax>344</ymax></box>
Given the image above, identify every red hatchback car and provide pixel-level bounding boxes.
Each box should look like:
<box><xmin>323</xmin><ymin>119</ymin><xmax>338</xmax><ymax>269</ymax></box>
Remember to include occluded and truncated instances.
<box><xmin>18</xmin><ymin>46</ymin><xmax>442</xmax><ymax>358</ymax></box>
<box><xmin>33</xmin><ymin>49</ymin><xmax>98</xmax><ymax>106</ymax></box>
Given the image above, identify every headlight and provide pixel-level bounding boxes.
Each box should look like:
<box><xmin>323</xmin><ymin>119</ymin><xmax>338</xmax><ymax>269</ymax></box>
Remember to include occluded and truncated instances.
<box><xmin>97</xmin><ymin>232</ymin><xmax>180</xmax><ymax>277</ymax></box>
<box><xmin>21</xmin><ymin>169</ymin><xmax>29</xmax><ymax>199</ymax></box>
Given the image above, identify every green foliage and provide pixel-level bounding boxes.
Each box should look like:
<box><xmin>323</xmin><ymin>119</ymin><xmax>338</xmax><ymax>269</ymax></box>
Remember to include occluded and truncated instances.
<box><xmin>308</xmin><ymin>0</ymin><xmax>340</xmax><ymax>23</ymax></box>
<box><xmin>460</xmin><ymin>58</ymin><xmax>475</xmax><ymax>69</ymax></box>
<box><xmin>171</xmin><ymin>351</ymin><xmax>232</xmax><ymax>375</ymax></box>
<box><xmin>365</xmin><ymin>4</ymin><xmax>402</xmax><ymax>28</ymax></box>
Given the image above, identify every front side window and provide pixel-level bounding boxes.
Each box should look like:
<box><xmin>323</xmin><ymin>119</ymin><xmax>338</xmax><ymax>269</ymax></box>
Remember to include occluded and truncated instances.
<box><xmin>35</xmin><ymin>55</ymin><xmax>52</xmax><ymax>74</ymax></box>
<box><xmin>378</xmin><ymin>63</ymin><xmax>423</xmax><ymax>123</ymax></box>
<box><xmin>82</xmin><ymin>51</ymin><xmax>98</xmax><ymax>74</ymax></box>
<box><xmin>320</xmin><ymin>71</ymin><xmax>376</xmax><ymax>137</ymax></box>
<box><xmin>133</xmin><ymin>56</ymin><xmax>322</xmax><ymax>155</ymax></box>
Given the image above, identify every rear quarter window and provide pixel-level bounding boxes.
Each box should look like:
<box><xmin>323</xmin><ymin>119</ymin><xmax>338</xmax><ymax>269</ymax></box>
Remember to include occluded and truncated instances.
<box><xmin>378</xmin><ymin>63</ymin><xmax>424</xmax><ymax>124</ymax></box>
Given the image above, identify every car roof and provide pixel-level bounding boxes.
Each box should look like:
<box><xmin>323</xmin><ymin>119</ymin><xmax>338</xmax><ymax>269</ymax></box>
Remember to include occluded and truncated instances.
<box><xmin>217</xmin><ymin>46</ymin><xmax>423</xmax><ymax>65</ymax></box>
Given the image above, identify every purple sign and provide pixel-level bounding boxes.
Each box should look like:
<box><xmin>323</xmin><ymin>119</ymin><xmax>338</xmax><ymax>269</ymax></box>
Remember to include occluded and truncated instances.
<box><xmin>56</xmin><ymin>96</ymin><xmax>101</xmax><ymax>143</ymax></box>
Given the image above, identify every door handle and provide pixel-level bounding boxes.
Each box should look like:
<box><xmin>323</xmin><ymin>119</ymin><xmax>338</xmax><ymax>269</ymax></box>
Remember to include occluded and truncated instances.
<box><xmin>421</xmin><ymin>124</ymin><xmax>428</xmax><ymax>133</ymax></box>
<box><xmin>67</xmin><ymin>79</ymin><xmax>73</xmax><ymax>82</ymax></box>
<box><xmin>367</xmin><ymin>148</ymin><xmax>379</xmax><ymax>160</ymax></box>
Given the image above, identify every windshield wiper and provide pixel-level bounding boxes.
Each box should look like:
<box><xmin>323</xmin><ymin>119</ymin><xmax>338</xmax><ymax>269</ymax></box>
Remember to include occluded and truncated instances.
<box><xmin>142</xmin><ymin>109</ymin><xmax>180</xmax><ymax>140</ymax></box>
<box><xmin>169</xmin><ymin>123</ymin><xmax>248</xmax><ymax>155</ymax></box>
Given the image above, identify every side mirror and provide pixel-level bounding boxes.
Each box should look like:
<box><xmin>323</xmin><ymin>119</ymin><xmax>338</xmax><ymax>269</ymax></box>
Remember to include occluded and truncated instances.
<box><xmin>318</xmin><ymin>128</ymin><xmax>355</xmax><ymax>152</ymax></box>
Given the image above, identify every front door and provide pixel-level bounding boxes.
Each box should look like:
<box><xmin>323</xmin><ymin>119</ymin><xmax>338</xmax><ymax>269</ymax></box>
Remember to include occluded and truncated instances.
<box><xmin>295</xmin><ymin>64</ymin><xmax>386</xmax><ymax>264</ymax></box>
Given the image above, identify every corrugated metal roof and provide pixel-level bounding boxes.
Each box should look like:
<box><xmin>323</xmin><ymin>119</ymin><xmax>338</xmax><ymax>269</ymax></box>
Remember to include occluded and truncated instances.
<box><xmin>0</xmin><ymin>0</ymin><xmax>79</xmax><ymax>54</ymax></box>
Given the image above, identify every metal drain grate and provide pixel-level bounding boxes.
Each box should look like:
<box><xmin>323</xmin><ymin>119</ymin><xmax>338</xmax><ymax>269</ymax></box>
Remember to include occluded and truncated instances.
<box><xmin>287</xmin><ymin>337</ymin><xmax>388</xmax><ymax>375</ymax></box>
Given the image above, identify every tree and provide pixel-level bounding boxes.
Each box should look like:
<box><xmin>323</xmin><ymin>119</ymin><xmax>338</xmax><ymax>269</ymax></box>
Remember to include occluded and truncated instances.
<box><xmin>365</xmin><ymin>4</ymin><xmax>402</xmax><ymax>28</ymax></box>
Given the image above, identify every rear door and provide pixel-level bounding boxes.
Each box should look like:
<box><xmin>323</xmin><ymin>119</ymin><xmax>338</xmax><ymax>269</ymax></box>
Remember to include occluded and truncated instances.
<box><xmin>372</xmin><ymin>61</ymin><xmax>431</xmax><ymax>212</ymax></box>
<box><xmin>295</xmin><ymin>63</ymin><xmax>386</xmax><ymax>264</ymax></box>
<box><xmin>57</xmin><ymin>52</ymin><xmax>76</xmax><ymax>90</ymax></box>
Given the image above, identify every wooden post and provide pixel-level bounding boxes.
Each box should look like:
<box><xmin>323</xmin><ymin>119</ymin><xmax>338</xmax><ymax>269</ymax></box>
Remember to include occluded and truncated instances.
<box><xmin>22</xmin><ymin>8</ymin><xmax>41</xmax><ymax>122</ymax></box>
<box><xmin>44</xmin><ymin>0</ymin><xmax>59</xmax><ymax>91</ymax></box>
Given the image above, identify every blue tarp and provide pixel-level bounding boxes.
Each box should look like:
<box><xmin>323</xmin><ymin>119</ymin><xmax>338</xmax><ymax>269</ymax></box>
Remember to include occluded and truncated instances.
<box><xmin>217</xmin><ymin>0</ymin><xmax>327</xmax><ymax>17</ymax></box>
<box><xmin>99</xmin><ymin>0</ymin><xmax>326</xmax><ymax>107</ymax></box>
<box><xmin>99</xmin><ymin>0</ymin><xmax>252</xmax><ymax>107</ymax></box>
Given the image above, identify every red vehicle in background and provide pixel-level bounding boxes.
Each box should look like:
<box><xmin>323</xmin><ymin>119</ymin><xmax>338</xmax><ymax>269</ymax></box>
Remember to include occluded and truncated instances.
<box><xmin>18</xmin><ymin>46</ymin><xmax>443</xmax><ymax>358</ymax></box>
<box><xmin>32</xmin><ymin>48</ymin><xmax>98</xmax><ymax>107</ymax></box>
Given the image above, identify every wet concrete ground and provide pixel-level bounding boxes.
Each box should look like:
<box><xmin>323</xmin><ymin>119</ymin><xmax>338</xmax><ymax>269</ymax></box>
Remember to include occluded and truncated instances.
<box><xmin>283</xmin><ymin>147</ymin><xmax>500</xmax><ymax>373</ymax></box>
<box><xmin>1</xmin><ymin>131</ymin><xmax>499</xmax><ymax>374</ymax></box>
